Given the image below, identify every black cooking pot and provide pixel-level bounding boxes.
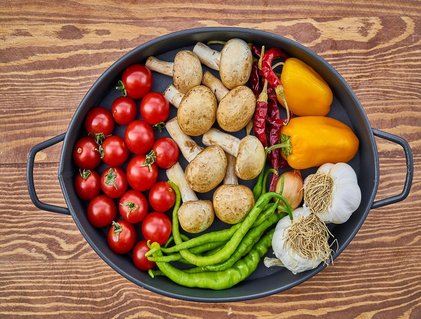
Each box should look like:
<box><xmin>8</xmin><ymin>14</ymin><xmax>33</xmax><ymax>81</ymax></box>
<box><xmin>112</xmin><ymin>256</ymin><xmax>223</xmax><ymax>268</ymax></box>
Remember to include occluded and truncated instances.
<box><xmin>27</xmin><ymin>28</ymin><xmax>413</xmax><ymax>302</ymax></box>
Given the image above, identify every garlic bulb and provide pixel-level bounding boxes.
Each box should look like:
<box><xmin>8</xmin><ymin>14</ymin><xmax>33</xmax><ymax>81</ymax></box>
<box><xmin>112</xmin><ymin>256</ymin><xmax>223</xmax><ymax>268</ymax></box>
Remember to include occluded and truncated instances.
<box><xmin>267</xmin><ymin>207</ymin><xmax>332</xmax><ymax>274</ymax></box>
<box><xmin>303</xmin><ymin>162</ymin><xmax>361</xmax><ymax>224</ymax></box>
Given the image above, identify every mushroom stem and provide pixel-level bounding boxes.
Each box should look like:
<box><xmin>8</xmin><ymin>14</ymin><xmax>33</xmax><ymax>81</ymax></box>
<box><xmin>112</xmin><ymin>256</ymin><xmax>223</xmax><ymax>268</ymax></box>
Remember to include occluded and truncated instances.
<box><xmin>164</xmin><ymin>84</ymin><xmax>183</xmax><ymax>108</ymax></box>
<box><xmin>202</xmin><ymin>128</ymin><xmax>240</xmax><ymax>157</ymax></box>
<box><xmin>166</xmin><ymin>162</ymin><xmax>198</xmax><ymax>202</ymax></box>
<box><xmin>145</xmin><ymin>56</ymin><xmax>174</xmax><ymax>77</ymax></box>
<box><xmin>193</xmin><ymin>42</ymin><xmax>221</xmax><ymax>71</ymax></box>
<box><xmin>165</xmin><ymin>118</ymin><xmax>203</xmax><ymax>162</ymax></box>
<box><xmin>245</xmin><ymin>120</ymin><xmax>254</xmax><ymax>136</ymax></box>
<box><xmin>223</xmin><ymin>154</ymin><xmax>238</xmax><ymax>185</ymax></box>
<box><xmin>201</xmin><ymin>71</ymin><xmax>229</xmax><ymax>102</ymax></box>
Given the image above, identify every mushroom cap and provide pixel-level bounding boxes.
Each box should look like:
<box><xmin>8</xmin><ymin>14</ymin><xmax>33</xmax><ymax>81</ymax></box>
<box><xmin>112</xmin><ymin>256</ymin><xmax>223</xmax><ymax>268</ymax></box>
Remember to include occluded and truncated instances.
<box><xmin>216</xmin><ymin>86</ymin><xmax>256</xmax><ymax>132</ymax></box>
<box><xmin>213</xmin><ymin>185</ymin><xmax>255</xmax><ymax>224</ymax></box>
<box><xmin>185</xmin><ymin>145</ymin><xmax>227</xmax><ymax>193</ymax></box>
<box><xmin>177</xmin><ymin>85</ymin><xmax>217</xmax><ymax>136</ymax></box>
<box><xmin>235</xmin><ymin>136</ymin><xmax>265</xmax><ymax>180</ymax></box>
<box><xmin>178</xmin><ymin>200</ymin><xmax>214</xmax><ymax>233</ymax></box>
<box><xmin>219</xmin><ymin>38</ymin><xmax>253</xmax><ymax>89</ymax></box>
<box><xmin>173</xmin><ymin>50</ymin><xmax>203</xmax><ymax>94</ymax></box>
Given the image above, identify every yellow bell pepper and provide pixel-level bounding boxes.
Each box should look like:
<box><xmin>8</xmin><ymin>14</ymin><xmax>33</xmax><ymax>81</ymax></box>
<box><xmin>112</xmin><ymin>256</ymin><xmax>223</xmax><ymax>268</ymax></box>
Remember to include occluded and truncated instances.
<box><xmin>268</xmin><ymin>116</ymin><xmax>359</xmax><ymax>169</ymax></box>
<box><xmin>281</xmin><ymin>58</ymin><xmax>333</xmax><ymax>116</ymax></box>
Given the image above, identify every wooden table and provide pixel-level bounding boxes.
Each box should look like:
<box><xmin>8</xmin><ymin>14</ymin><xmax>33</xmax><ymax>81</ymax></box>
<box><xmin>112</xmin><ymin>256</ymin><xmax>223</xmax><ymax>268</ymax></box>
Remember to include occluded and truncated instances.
<box><xmin>1</xmin><ymin>1</ymin><xmax>420</xmax><ymax>318</ymax></box>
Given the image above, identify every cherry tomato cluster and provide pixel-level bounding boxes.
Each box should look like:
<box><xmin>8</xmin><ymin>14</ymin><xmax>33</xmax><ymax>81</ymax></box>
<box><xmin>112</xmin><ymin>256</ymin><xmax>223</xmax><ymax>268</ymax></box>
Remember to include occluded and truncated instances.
<box><xmin>72</xmin><ymin>64</ymin><xmax>179</xmax><ymax>271</ymax></box>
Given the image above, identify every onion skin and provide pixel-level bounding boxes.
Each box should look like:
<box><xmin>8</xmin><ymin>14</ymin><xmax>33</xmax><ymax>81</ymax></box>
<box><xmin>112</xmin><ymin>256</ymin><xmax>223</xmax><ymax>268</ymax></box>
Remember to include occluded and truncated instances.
<box><xmin>275</xmin><ymin>170</ymin><xmax>303</xmax><ymax>209</ymax></box>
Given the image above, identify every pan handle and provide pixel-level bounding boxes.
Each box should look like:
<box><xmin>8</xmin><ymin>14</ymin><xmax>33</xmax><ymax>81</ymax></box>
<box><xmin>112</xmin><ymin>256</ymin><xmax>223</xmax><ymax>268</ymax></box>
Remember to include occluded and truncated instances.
<box><xmin>27</xmin><ymin>133</ymin><xmax>70</xmax><ymax>215</ymax></box>
<box><xmin>371</xmin><ymin>129</ymin><xmax>413</xmax><ymax>209</ymax></box>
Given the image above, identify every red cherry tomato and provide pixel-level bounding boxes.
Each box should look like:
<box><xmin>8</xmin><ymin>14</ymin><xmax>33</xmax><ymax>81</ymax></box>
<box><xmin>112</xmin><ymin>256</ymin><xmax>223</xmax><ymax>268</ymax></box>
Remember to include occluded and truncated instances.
<box><xmin>111</xmin><ymin>96</ymin><xmax>137</xmax><ymax>125</ymax></box>
<box><xmin>140</xmin><ymin>92</ymin><xmax>170</xmax><ymax>125</ymax></box>
<box><xmin>100</xmin><ymin>167</ymin><xmax>127</xmax><ymax>198</ymax></box>
<box><xmin>120</xmin><ymin>64</ymin><xmax>153</xmax><ymax>99</ymax></box>
<box><xmin>101</xmin><ymin>135</ymin><xmax>129</xmax><ymax>167</ymax></box>
<box><xmin>84</xmin><ymin>107</ymin><xmax>114</xmax><ymax>136</ymax></box>
<box><xmin>141</xmin><ymin>212</ymin><xmax>172</xmax><ymax>245</ymax></box>
<box><xmin>132</xmin><ymin>240</ymin><xmax>155</xmax><ymax>271</ymax></box>
<box><xmin>74</xmin><ymin>169</ymin><xmax>100</xmax><ymax>200</ymax></box>
<box><xmin>119</xmin><ymin>190</ymin><xmax>148</xmax><ymax>224</ymax></box>
<box><xmin>87</xmin><ymin>195</ymin><xmax>116</xmax><ymax>228</ymax></box>
<box><xmin>124</xmin><ymin>120</ymin><xmax>155</xmax><ymax>155</ymax></box>
<box><xmin>152</xmin><ymin>137</ymin><xmax>179</xmax><ymax>169</ymax></box>
<box><xmin>126</xmin><ymin>155</ymin><xmax>158</xmax><ymax>192</ymax></box>
<box><xmin>73</xmin><ymin>137</ymin><xmax>101</xmax><ymax>169</ymax></box>
<box><xmin>107</xmin><ymin>220</ymin><xmax>136</xmax><ymax>254</ymax></box>
<box><xmin>148</xmin><ymin>181</ymin><xmax>176</xmax><ymax>213</ymax></box>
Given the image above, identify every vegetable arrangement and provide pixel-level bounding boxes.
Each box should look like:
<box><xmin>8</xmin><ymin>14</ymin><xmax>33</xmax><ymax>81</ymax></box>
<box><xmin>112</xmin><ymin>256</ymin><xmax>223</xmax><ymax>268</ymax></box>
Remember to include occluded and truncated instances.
<box><xmin>73</xmin><ymin>38</ymin><xmax>363</xmax><ymax>291</ymax></box>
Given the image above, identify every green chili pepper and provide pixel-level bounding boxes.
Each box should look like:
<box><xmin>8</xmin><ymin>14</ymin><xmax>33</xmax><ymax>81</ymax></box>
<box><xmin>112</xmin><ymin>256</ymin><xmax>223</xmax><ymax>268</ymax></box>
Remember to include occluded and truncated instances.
<box><xmin>147</xmin><ymin>241</ymin><xmax>225</xmax><ymax>263</ymax></box>
<box><xmin>171</xmin><ymin>192</ymin><xmax>286</xmax><ymax>267</ymax></box>
<box><xmin>261</xmin><ymin>168</ymin><xmax>278</xmax><ymax>195</ymax></box>
<box><xmin>188</xmin><ymin>208</ymin><xmax>284</xmax><ymax>273</ymax></box>
<box><xmin>159</xmin><ymin>223</ymin><xmax>241</xmax><ymax>254</ymax></box>
<box><xmin>167</xmin><ymin>180</ymin><xmax>183</xmax><ymax>245</ymax></box>
<box><xmin>148</xmin><ymin>230</ymin><xmax>274</xmax><ymax>290</ymax></box>
<box><xmin>252</xmin><ymin>167</ymin><xmax>266</xmax><ymax>200</ymax></box>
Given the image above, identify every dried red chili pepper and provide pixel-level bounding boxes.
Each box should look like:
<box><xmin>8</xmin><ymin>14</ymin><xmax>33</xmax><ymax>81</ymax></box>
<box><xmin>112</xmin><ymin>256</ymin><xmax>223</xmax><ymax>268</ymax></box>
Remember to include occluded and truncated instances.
<box><xmin>253</xmin><ymin>80</ymin><xmax>268</xmax><ymax>147</ymax></box>
<box><xmin>261</xmin><ymin>48</ymin><xmax>287</xmax><ymax>87</ymax></box>
<box><xmin>260</xmin><ymin>47</ymin><xmax>291</xmax><ymax>124</ymax></box>
<box><xmin>252</xmin><ymin>44</ymin><xmax>262</xmax><ymax>58</ymax></box>
<box><xmin>266</xmin><ymin>87</ymin><xmax>288</xmax><ymax>191</ymax></box>
<box><xmin>249</xmin><ymin>61</ymin><xmax>262</xmax><ymax>97</ymax></box>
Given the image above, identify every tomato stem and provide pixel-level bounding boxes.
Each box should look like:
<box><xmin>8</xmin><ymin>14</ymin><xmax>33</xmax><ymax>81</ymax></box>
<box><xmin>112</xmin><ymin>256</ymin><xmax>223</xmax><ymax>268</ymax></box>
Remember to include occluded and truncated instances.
<box><xmin>104</xmin><ymin>168</ymin><xmax>118</xmax><ymax>189</ymax></box>
<box><xmin>79</xmin><ymin>169</ymin><xmax>91</xmax><ymax>180</ymax></box>
<box><xmin>93</xmin><ymin>133</ymin><xmax>105</xmax><ymax>145</ymax></box>
<box><xmin>116</xmin><ymin>80</ymin><xmax>127</xmax><ymax>96</ymax></box>
<box><xmin>120</xmin><ymin>201</ymin><xmax>138</xmax><ymax>217</ymax></box>
<box><xmin>112</xmin><ymin>221</ymin><xmax>123</xmax><ymax>240</ymax></box>
<box><xmin>142</xmin><ymin>150</ymin><xmax>156</xmax><ymax>172</ymax></box>
<box><xmin>152</xmin><ymin>122</ymin><xmax>165</xmax><ymax>132</ymax></box>
<box><xmin>96</xmin><ymin>145</ymin><xmax>104</xmax><ymax>159</ymax></box>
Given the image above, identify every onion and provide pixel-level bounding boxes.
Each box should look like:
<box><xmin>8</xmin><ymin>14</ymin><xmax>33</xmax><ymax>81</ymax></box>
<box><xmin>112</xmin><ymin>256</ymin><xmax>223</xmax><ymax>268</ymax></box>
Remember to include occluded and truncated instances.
<box><xmin>275</xmin><ymin>170</ymin><xmax>303</xmax><ymax>210</ymax></box>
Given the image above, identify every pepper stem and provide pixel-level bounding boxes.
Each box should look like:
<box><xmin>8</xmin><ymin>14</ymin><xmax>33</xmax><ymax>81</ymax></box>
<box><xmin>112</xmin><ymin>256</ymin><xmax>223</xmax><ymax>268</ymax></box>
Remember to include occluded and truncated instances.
<box><xmin>257</xmin><ymin>79</ymin><xmax>268</xmax><ymax>103</ymax></box>
<box><xmin>262</xmin><ymin>168</ymin><xmax>278</xmax><ymax>195</ymax></box>
<box><xmin>266</xmin><ymin>134</ymin><xmax>292</xmax><ymax>158</ymax></box>
<box><xmin>272</xmin><ymin>61</ymin><xmax>284</xmax><ymax>70</ymax></box>
<box><xmin>258</xmin><ymin>46</ymin><xmax>265</xmax><ymax>71</ymax></box>
<box><xmin>275</xmin><ymin>85</ymin><xmax>290</xmax><ymax>125</ymax></box>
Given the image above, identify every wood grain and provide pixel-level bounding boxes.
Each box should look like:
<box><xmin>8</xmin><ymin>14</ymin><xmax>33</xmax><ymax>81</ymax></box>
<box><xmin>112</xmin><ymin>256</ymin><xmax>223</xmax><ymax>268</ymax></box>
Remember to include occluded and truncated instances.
<box><xmin>1</xmin><ymin>0</ymin><xmax>420</xmax><ymax>318</ymax></box>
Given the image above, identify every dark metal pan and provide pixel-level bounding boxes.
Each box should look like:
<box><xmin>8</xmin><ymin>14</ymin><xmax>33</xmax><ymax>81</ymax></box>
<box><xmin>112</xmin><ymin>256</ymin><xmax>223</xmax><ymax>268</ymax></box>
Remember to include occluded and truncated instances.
<box><xmin>27</xmin><ymin>28</ymin><xmax>413</xmax><ymax>302</ymax></box>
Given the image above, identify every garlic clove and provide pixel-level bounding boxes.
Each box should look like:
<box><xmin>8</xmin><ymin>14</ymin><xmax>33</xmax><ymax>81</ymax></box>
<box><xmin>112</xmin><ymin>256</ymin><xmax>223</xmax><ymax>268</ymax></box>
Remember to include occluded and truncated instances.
<box><xmin>271</xmin><ymin>207</ymin><xmax>329</xmax><ymax>274</ymax></box>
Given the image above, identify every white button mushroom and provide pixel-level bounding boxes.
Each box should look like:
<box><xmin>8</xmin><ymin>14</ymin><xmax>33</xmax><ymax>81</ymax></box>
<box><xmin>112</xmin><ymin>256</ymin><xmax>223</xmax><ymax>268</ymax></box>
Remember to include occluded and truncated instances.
<box><xmin>193</xmin><ymin>39</ymin><xmax>252</xmax><ymax>89</ymax></box>
<box><xmin>166</xmin><ymin>119</ymin><xmax>227</xmax><ymax>193</ymax></box>
<box><xmin>146</xmin><ymin>50</ymin><xmax>202</xmax><ymax>94</ymax></box>
<box><xmin>213</xmin><ymin>154</ymin><xmax>255</xmax><ymax>224</ymax></box>
<box><xmin>202</xmin><ymin>128</ymin><xmax>265</xmax><ymax>180</ymax></box>
<box><xmin>164</xmin><ymin>84</ymin><xmax>217</xmax><ymax>137</ymax></box>
<box><xmin>202</xmin><ymin>71</ymin><xmax>256</xmax><ymax>132</ymax></box>
<box><xmin>166</xmin><ymin>163</ymin><xmax>214</xmax><ymax>234</ymax></box>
